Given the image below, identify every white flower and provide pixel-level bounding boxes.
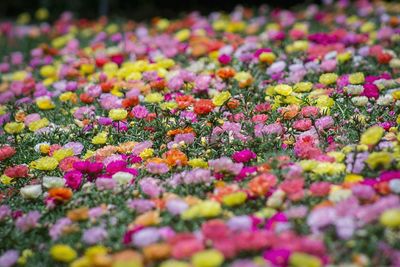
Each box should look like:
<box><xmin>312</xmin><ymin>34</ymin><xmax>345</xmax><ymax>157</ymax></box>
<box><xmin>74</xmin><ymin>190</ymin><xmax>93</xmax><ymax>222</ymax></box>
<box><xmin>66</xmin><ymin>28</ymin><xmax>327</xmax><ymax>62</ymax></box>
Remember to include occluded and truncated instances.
<box><xmin>112</xmin><ymin>171</ymin><xmax>134</xmax><ymax>185</ymax></box>
<box><xmin>20</xmin><ymin>184</ymin><xmax>42</xmax><ymax>199</ymax></box>
<box><xmin>43</xmin><ymin>176</ymin><xmax>65</xmax><ymax>188</ymax></box>
<box><xmin>351</xmin><ymin>96</ymin><xmax>368</xmax><ymax>106</ymax></box>
<box><xmin>389</xmin><ymin>179</ymin><xmax>400</xmax><ymax>194</ymax></box>
<box><xmin>377</xmin><ymin>94</ymin><xmax>393</xmax><ymax>106</ymax></box>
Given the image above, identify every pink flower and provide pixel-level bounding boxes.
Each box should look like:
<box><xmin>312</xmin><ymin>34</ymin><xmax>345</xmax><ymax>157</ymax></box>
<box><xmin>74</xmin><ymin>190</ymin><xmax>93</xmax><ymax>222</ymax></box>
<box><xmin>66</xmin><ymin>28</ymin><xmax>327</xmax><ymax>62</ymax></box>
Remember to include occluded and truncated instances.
<box><xmin>310</xmin><ymin>182</ymin><xmax>331</xmax><ymax>197</ymax></box>
<box><xmin>15</xmin><ymin>211</ymin><xmax>41</xmax><ymax>232</ymax></box>
<box><xmin>293</xmin><ymin>119</ymin><xmax>312</xmax><ymax>131</ymax></box>
<box><xmin>218</xmin><ymin>54</ymin><xmax>232</xmax><ymax>65</ymax></box>
<box><xmin>131</xmin><ymin>105</ymin><xmax>149</xmax><ymax>119</ymax></box>
<box><xmin>232</xmin><ymin>149</ymin><xmax>257</xmax><ymax>163</ymax></box>
<box><xmin>64</xmin><ymin>170</ymin><xmax>83</xmax><ymax>190</ymax></box>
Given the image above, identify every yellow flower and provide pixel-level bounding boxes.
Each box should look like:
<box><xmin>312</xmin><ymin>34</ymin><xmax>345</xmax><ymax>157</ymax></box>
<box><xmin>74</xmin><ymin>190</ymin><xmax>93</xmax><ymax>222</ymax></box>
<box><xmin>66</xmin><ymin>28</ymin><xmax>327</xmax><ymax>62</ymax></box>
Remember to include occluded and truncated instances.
<box><xmin>360</xmin><ymin>126</ymin><xmax>384</xmax><ymax>146</ymax></box>
<box><xmin>70</xmin><ymin>257</ymin><xmax>91</xmax><ymax>267</ymax></box>
<box><xmin>198</xmin><ymin>201</ymin><xmax>221</xmax><ymax>218</ymax></box>
<box><xmin>380</xmin><ymin>209</ymin><xmax>400</xmax><ymax>228</ymax></box>
<box><xmin>1</xmin><ymin>175</ymin><xmax>13</xmax><ymax>185</ymax></box>
<box><xmin>59</xmin><ymin>92</ymin><xmax>76</xmax><ymax>102</ymax></box>
<box><xmin>337</xmin><ymin>52</ymin><xmax>352</xmax><ymax>63</ymax></box>
<box><xmin>191</xmin><ymin>250</ymin><xmax>224</xmax><ymax>267</ymax></box>
<box><xmin>40</xmin><ymin>65</ymin><xmax>56</xmax><ymax>78</ymax></box>
<box><xmin>259</xmin><ymin>52</ymin><xmax>276</xmax><ymax>64</ymax></box>
<box><xmin>327</xmin><ymin>151</ymin><xmax>345</xmax><ymax>162</ymax></box>
<box><xmin>85</xmin><ymin>245</ymin><xmax>108</xmax><ymax>260</ymax></box>
<box><xmin>31</xmin><ymin>157</ymin><xmax>59</xmax><ymax>171</ymax></box>
<box><xmin>344</xmin><ymin>174</ymin><xmax>364</xmax><ymax>183</ymax></box>
<box><xmin>174</xmin><ymin>29</ymin><xmax>190</xmax><ymax>41</ymax></box>
<box><xmin>319</xmin><ymin>73</ymin><xmax>338</xmax><ymax>85</ymax></box>
<box><xmin>274</xmin><ymin>84</ymin><xmax>293</xmax><ymax>96</ymax></box>
<box><xmin>182</xmin><ymin>201</ymin><xmax>221</xmax><ymax>220</ymax></box>
<box><xmin>52</xmin><ymin>148</ymin><xmax>74</xmax><ymax>162</ymax></box>
<box><xmin>28</xmin><ymin>118</ymin><xmax>49</xmax><ymax>132</ymax></box>
<box><xmin>35</xmin><ymin>8</ymin><xmax>49</xmax><ymax>20</ymax></box>
<box><xmin>80</xmin><ymin>64</ymin><xmax>95</xmax><ymax>75</ymax></box>
<box><xmin>289</xmin><ymin>252</ymin><xmax>321</xmax><ymax>267</ymax></box>
<box><xmin>294</xmin><ymin>82</ymin><xmax>313</xmax><ymax>92</ymax></box>
<box><xmin>50</xmin><ymin>244</ymin><xmax>77</xmax><ymax>262</ymax></box>
<box><xmin>315</xmin><ymin>95</ymin><xmax>334</xmax><ymax>108</ymax></box>
<box><xmin>145</xmin><ymin>93</ymin><xmax>163</xmax><ymax>103</ymax></box>
<box><xmin>222</xmin><ymin>191</ymin><xmax>247</xmax><ymax>206</ymax></box>
<box><xmin>292</xmin><ymin>40</ymin><xmax>309</xmax><ymax>52</ymax></box>
<box><xmin>109</xmin><ymin>108</ymin><xmax>128</xmax><ymax>121</ymax></box>
<box><xmin>365</xmin><ymin>152</ymin><xmax>392</xmax><ymax>170</ymax></box>
<box><xmin>160</xmin><ymin>102</ymin><xmax>178</xmax><ymax>110</ymax></box>
<box><xmin>17</xmin><ymin>249</ymin><xmax>33</xmax><ymax>265</ymax></box>
<box><xmin>188</xmin><ymin>158</ymin><xmax>208</xmax><ymax>168</ymax></box>
<box><xmin>92</xmin><ymin>132</ymin><xmax>108</xmax><ymax>145</ymax></box>
<box><xmin>212</xmin><ymin>91</ymin><xmax>231</xmax><ymax>106</ymax></box>
<box><xmin>36</xmin><ymin>97</ymin><xmax>55</xmax><ymax>110</ymax></box>
<box><xmin>160</xmin><ymin>260</ymin><xmax>190</xmax><ymax>267</ymax></box>
<box><xmin>348</xmin><ymin>72</ymin><xmax>365</xmax><ymax>85</ymax></box>
<box><xmin>140</xmin><ymin>148</ymin><xmax>154</xmax><ymax>160</ymax></box>
<box><xmin>4</xmin><ymin>122</ymin><xmax>25</xmax><ymax>134</ymax></box>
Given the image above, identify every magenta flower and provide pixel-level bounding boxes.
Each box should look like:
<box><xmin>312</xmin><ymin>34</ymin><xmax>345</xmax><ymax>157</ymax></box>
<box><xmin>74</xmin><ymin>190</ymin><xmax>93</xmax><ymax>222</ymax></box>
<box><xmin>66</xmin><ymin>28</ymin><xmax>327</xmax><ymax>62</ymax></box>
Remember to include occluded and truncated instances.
<box><xmin>232</xmin><ymin>149</ymin><xmax>257</xmax><ymax>163</ymax></box>
<box><xmin>64</xmin><ymin>170</ymin><xmax>83</xmax><ymax>190</ymax></box>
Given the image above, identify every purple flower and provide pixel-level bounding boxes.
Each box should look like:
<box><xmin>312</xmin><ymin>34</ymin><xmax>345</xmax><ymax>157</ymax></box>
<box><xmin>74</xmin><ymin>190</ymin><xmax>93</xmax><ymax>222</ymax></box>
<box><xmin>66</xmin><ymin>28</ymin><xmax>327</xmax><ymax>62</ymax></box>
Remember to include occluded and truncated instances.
<box><xmin>166</xmin><ymin>199</ymin><xmax>188</xmax><ymax>215</ymax></box>
<box><xmin>139</xmin><ymin>177</ymin><xmax>163</xmax><ymax>198</ymax></box>
<box><xmin>127</xmin><ymin>199</ymin><xmax>155</xmax><ymax>213</ymax></box>
<box><xmin>0</xmin><ymin>250</ymin><xmax>19</xmax><ymax>267</ymax></box>
<box><xmin>131</xmin><ymin>105</ymin><xmax>149</xmax><ymax>119</ymax></box>
<box><xmin>49</xmin><ymin>218</ymin><xmax>72</xmax><ymax>240</ymax></box>
<box><xmin>82</xmin><ymin>227</ymin><xmax>108</xmax><ymax>244</ymax></box>
<box><xmin>0</xmin><ymin>205</ymin><xmax>11</xmax><ymax>221</ymax></box>
<box><xmin>209</xmin><ymin>157</ymin><xmax>243</xmax><ymax>176</ymax></box>
<box><xmin>132</xmin><ymin>227</ymin><xmax>160</xmax><ymax>247</ymax></box>
<box><xmin>146</xmin><ymin>162</ymin><xmax>169</xmax><ymax>174</ymax></box>
<box><xmin>15</xmin><ymin>211</ymin><xmax>41</xmax><ymax>232</ymax></box>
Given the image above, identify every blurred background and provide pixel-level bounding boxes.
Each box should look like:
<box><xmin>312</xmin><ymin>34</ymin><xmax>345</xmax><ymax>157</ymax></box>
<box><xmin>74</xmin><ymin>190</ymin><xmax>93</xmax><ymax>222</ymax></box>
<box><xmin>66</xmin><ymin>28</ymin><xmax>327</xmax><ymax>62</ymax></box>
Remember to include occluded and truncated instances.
<box><xmin>0</xmin><ymin>0</ymin><xmax>320</xmax><ymax>21</ymax></box>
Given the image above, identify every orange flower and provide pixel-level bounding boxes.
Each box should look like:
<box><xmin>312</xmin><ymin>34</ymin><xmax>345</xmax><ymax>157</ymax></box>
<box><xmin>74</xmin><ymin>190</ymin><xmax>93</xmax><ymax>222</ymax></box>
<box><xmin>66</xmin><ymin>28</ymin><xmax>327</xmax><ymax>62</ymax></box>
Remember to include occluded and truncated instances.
<box><xmin>112</xmin><ymin>250</ymin><xmax>143</xmax><ymax>267</ymax></box>
<box><xmin>216</xmin><ymin>67</ymin><xmax>236</xmax><ymax>80</ymax></box>
<box><xmin>194</xmin><ymin>99</ymin><xmax>214</xmax><ymax>115</ymax></box>
<box><xmin>48</xmin><ymin>187</ymin><xmax>73</xmax><ymax>202</ymax></box>
<box><xmin>149</xmin><ymin>79</ymin><xmax>166</xmax><ymax>91</ymax></box>
<box><xmin>280</xmin><ymin>104</ymin><xmax>299</xmax><ymax>120</ymax></box>
<box><xmin>163</xmin><ymin>149</ymin><xmax>188</xmax><ymax>167</ymax></box>
<box><xmin>248</xmin><ymin>173</ymin><xmax>277</xmax><ymax>196</ymax></box>
<box><xmin>122</xmin><ymin>96</ymin><xmax>139</xmax><ymax>109</ymax></box>
<box><xmin>143</xmin><ymin>243</ymin><xmax>171</xmax><ymax>261</ymax></box>
<box><xmin>175</xmin><ymin>95</ymin><xmax>194</xmax><ymax>109</ymax></box>
<box><xmin>133</xmin><ymin>211</ymin><xmax>160</xmax><ymax>226</ymax></box>
<box><xmin>67</xmin><ymin>207</ymin><xmax>89</xmax><ymax>221</ymax></box>
<box><xmin>167</xmin><ymin>127</ymin><xmax>195</xmax><ymax>137</ymax></box>
<box><xmin>227</xmin><ymin>99</ymin><xmax>240</xmax><ymax>109</ymax></box>
<box><xmin>118</xmin><ymin>141</ymin><xmax>138</xmax><ymax>154</ymax></box>
<box><xmin>80</xmin><ymin>93</ymin><xmax>95</xmax><ymax>104</ymax></box>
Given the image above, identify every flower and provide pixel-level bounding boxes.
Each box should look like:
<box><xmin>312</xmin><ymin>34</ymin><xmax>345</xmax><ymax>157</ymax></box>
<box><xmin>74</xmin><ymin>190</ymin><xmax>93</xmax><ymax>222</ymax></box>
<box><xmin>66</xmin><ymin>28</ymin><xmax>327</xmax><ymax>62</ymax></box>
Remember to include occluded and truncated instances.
<box><xmin>212</xmin><ymin>91</ymin><xmax>231</xmax><ymax>106</ymax></box>
<box><xmin>222</xmin><ymin>191</ymin><xmax>247</xmax><ymax>206</ymax></box>
<box><xmin>36</xmin><ymin>97</ymin><xmax>55</xmax><ymax>110</ymax></box>
<box><xmin>109</xmin><ymin>108</ymin><xmax>128</xmax><ymax>121</ymax></box>
<box><xmin>380</xmin><ymin>209</ymin><xmax>400</xmax><ymax>228</ymax></box>
<box><xmin>191</xmin><ymin>250</ymin><xmax>224</xmax><ymax>267</ymax></box>
<box><xmin>289</xmin><ymin>252</ymin><xmax>321</xmax><ymax>267</ymax></box>
<box><xmin>274</xmin><ymin>84</ymin><xmax>293</xmax><ymax>96</ymax></box>
<box><xmin>319</xmin><ymin>73</ymin><xmax>338</xmax><ymax>85</ymax></box>
<box><xmin>15</xmin><ymin>211</ymin><xmax>41</xmax><ymax>232</ymax></box>
<box><xmin>50</xmin><ymin>244</ymin><xmax>77</xmax><ymax>262</ymax></box>
<box><xmin>4</xmin><ymin>122</ymin><xmax>24</xmax><ymax>134</ymax></box>
<box><xmin>20</xmin><ymin>184</ymin><xmax>42</xmax><ymax>199</ymax></box>
<box><xmin>360</xmin><ymin>126</ymin><xmax>384</xmax><ymax>146</ymax></box>
<box><xmin>232</xmin><ymin>149</ymin><xmax>256</xmax><ymax>163</ymax></box>
<box><xmin>31</xmin><ymin>157</ymin><xmax>58</xmax><ymax>171</ymax></box>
